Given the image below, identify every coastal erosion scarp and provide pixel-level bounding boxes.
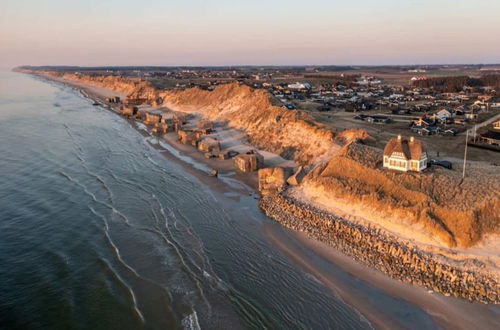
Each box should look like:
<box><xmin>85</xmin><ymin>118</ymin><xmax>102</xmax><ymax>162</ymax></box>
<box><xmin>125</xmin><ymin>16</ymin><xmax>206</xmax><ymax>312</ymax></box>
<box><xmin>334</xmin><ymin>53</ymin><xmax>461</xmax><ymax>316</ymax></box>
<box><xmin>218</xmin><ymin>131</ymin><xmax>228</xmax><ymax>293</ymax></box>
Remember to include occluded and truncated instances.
<box><xmin>33</xmin><ymin>70</ymin><xmax>369</xmax><ymax>165</ymax></box>
<box><xmin>21</xmin><ymin>69</ymin><xmax>500</xmax><ymax>304</ymax></box>
<box><xmin>303</xmin><ymin>142</ymin><xmax>500</xmax><ymax>249</ymax></box>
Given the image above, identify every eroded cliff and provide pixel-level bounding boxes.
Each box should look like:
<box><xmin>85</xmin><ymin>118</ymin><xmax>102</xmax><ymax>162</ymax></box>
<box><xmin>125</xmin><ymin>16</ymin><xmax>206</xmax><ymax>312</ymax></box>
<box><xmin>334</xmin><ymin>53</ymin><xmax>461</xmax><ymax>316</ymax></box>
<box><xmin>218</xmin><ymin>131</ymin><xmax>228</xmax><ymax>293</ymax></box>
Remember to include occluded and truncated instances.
<box><xmin>301</xmin><ymin>143</ymin><xmax>500</xmax><ymax>248</ymax></box>
<box><xmin>38</xmin><ymin>71</ymin><xmax>499</xmax><ymax>249</ymax></box>
<box><xmin>51</xmin><ymin>72</ymin><xmax>367</xmax><ymax>164</ymax></box>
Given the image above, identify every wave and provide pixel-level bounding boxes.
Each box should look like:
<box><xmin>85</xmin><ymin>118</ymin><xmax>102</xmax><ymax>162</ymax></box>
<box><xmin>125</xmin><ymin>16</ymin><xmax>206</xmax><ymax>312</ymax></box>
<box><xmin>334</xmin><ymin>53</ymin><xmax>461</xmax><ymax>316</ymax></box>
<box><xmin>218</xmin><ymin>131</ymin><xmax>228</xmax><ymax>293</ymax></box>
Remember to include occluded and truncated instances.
<box><xmin>182</xmin><ymin>310</ymin><xmax>201</xmax><ymax>330</ymax></box>
<box><xmin>98</xmin><ymin>253</ymin><xmax>146</xmax><ymax>324</ymax></box>
<box><xmin>58</xmin><ymin>170</ymin><xmax>129</xmax><ymax>225</ymax></box>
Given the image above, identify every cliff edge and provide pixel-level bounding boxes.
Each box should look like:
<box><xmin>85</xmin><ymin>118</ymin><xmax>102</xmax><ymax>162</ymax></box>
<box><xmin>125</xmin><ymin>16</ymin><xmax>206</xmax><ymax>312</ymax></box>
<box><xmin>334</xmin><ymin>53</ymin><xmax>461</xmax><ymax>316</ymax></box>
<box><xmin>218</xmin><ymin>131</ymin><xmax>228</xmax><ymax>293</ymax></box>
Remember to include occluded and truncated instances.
<box><xmin>31</xmin><ymin>70</ymin><xmax>499</xmax><ymax>250</ymax></box>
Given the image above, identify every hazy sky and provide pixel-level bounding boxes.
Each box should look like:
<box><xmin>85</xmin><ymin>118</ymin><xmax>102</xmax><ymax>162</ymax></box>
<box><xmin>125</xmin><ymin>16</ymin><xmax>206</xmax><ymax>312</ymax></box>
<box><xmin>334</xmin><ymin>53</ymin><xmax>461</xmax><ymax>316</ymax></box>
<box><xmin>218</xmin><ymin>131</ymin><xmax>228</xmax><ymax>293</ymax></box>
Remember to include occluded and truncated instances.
<box><xmin>1</xmin><ymin>0</ymin><xmax>499</xmax><ymax>68</ymax></box>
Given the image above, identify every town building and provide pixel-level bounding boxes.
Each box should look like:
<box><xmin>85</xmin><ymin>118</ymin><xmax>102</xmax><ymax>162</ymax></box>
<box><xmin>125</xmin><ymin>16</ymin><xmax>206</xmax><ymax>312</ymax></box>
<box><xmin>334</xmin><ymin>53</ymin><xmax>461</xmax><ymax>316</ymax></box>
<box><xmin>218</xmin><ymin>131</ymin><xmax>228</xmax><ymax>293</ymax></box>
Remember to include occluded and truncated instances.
<box><xmin>493</xmin><ymin>120</ymin><xmax>500</xmax><ymax>130</ymax></box>
<box><xmin>383</xmin><ymin>135</ymin><xmax>428</xmax><ymax>172</ymax></box>
<box><xmin>479</xmin><ymin>130</ymin><xmax>500</xmax><ymax>145</ymax></box>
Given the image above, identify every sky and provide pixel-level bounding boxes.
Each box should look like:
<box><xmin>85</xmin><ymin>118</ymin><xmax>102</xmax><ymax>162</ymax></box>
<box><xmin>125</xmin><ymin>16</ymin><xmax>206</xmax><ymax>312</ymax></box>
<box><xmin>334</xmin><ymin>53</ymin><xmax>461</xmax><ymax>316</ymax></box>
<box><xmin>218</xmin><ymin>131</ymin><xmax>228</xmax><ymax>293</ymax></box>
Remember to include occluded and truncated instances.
<box><xmin>1</xmin><ymin>0</ymin><xmax>500</xmax><ymax>69</ymax></box>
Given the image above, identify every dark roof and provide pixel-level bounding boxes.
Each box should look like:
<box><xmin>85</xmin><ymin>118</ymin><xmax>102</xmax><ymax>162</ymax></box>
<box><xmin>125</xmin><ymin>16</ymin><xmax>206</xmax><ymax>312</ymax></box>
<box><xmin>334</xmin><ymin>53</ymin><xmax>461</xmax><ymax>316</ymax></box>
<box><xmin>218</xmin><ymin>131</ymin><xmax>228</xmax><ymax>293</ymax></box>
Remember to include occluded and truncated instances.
<box><xmin>480</xmin><ymin>130</ymin><xmax>500</xmax><ymax>140</ymax></box>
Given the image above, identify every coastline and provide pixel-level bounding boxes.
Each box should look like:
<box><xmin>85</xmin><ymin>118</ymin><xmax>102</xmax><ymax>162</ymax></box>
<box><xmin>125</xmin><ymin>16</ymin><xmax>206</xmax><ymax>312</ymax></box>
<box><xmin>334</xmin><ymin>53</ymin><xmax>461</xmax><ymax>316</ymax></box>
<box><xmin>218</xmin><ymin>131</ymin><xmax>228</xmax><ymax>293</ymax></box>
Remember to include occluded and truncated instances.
<box><xmin>260</xmin><ymin>193</ymin><xmax>499</xmax><ymax>302</ymax></box>
<box><xmin>22</xmin><ymin>70</ymin><xmax>500</xmax><ymax>329</ymax></box>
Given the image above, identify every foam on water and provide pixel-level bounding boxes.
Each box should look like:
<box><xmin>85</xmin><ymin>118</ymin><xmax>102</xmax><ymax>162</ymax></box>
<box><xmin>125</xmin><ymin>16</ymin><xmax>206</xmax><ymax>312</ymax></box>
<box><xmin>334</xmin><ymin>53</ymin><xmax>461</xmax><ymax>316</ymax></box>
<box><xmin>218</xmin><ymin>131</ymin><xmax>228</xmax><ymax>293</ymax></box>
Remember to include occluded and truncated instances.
<box><xmin>0</xmin><ymin>72</ymin><xmax>392</xmax><ymax>330</ymax></box>
<box><xmin>182</xmin><ymin>310</ymin><xmax>201</xmax><ymax>330</ymax></box>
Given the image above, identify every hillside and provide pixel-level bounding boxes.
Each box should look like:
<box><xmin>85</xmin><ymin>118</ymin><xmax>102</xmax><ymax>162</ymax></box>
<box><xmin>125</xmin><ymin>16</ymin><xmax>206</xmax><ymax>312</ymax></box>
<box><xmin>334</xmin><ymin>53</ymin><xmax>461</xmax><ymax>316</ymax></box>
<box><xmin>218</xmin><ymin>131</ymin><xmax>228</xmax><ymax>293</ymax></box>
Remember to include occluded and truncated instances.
<box><xmin>50</xmin><ymin>71</ymin><xmax>368</xmax><ymax>164</ymax></box>
<box><xmin>33</xmin><ymin>70</ymin><xmax>499</xmax><ymax>249</ymax></box>
<box><xmin>301</xmin><ymin>143</ymin><xmax>500</xmax><ymax>248</ymax></box>
<box><xmin>161</xmin><ymin>84</ymin><xmax>371</xmax><ymax>164</ymax></box>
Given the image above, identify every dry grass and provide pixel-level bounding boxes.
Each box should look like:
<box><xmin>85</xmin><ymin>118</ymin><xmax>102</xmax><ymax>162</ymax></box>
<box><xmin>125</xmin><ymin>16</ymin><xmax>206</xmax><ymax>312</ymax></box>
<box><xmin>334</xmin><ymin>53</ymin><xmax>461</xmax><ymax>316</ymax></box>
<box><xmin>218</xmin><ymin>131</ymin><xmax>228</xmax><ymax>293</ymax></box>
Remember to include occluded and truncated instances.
<box><xmin>161</xmin><ymin>83</ymin><xmax>347</xmax><ymax>164</ymax></box>
<box><xmin>47</xmin><ymin>71</ymin><xmax>500</xmax><ymax>248</ymax></box>
<box><xmin>307</xmin><ymin>143</ymin><xmax>500</xmax><ymax>248</ymax></box>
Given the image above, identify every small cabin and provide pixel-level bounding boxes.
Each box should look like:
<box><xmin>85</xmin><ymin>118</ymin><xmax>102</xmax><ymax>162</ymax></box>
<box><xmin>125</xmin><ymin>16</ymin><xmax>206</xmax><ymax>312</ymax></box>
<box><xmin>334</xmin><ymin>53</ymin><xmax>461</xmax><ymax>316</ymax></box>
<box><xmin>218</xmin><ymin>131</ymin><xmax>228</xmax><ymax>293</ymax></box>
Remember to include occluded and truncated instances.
<box><xmin>383</xmin><ymin>135</ymin><xmax>427</xmax><ymax>172</ymax></box>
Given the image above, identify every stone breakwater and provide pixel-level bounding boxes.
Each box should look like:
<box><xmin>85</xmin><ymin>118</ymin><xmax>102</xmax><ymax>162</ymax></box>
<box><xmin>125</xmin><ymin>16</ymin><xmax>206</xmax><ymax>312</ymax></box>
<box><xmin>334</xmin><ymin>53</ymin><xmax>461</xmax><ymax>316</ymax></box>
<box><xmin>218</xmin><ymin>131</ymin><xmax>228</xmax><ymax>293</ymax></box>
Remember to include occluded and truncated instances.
<box><xmin>259</xmin><ymin>193</ymin><xmax>500</xmax><ymax>304</ymax></box>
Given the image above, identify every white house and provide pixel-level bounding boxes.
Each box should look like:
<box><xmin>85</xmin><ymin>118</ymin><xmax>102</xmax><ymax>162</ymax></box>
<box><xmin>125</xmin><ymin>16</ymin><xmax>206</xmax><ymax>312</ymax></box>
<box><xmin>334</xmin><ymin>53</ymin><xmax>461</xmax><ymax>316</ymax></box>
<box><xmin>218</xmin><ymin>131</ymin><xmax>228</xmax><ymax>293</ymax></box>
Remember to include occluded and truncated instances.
<box><xmin>383</xmin><ymin>135</ymin><xmax>427</xmax><ymax>172</ymax></box>
<box><xmin>436</xmin><ymin>109</ymin><xmax>454</xmax><ymax>119</ymax></box>
<box><xmin>287</xmin><ymin>82</ymin><xmax>311</xmax><ymax>90</ymax></box>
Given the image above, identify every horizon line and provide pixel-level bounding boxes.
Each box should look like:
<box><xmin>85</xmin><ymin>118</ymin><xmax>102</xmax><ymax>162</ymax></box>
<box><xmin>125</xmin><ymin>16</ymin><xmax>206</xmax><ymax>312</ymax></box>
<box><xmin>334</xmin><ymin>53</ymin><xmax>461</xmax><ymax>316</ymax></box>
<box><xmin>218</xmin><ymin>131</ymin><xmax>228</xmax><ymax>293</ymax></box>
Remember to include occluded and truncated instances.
<box><xmin>14</xmin><ymin>63</ymin><xmax>500</xmax><ymax>70</ymax></box>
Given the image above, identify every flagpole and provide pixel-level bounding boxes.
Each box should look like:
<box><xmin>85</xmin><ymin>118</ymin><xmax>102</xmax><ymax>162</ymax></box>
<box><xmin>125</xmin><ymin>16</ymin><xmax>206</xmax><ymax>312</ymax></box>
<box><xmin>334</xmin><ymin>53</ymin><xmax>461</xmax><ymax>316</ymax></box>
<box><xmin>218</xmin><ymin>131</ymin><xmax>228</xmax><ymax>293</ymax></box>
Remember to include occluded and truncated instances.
<box><xmin>463</xmin><ymin>130</ymin><xmax>468</xmax><ymax>179</ymax></box>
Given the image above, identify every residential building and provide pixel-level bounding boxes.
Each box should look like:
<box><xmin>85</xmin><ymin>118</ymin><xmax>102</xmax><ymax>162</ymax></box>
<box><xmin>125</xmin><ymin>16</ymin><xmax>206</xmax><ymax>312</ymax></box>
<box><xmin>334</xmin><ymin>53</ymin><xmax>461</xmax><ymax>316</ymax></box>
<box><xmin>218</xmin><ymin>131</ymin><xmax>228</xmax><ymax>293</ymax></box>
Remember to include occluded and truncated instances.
<box><xmin>383</xmin><ymin>135</ymin><xmax>427</xmax><ymax>172</ymax></box>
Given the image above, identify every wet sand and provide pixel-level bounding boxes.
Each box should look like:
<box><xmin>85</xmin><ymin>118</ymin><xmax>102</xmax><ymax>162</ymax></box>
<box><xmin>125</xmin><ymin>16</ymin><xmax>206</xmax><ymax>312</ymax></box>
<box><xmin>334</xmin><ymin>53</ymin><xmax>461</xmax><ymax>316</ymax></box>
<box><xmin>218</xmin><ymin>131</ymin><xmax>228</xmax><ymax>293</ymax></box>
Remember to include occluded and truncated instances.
<box><xmin>264</xmin><ymin>225</ymin><xmax>500</xmax><ymax>330</ymax></box>
<box><xmin>27</xmin><ymin>71</ymin><xmax>500</xmax><ymax>330</ymax></box>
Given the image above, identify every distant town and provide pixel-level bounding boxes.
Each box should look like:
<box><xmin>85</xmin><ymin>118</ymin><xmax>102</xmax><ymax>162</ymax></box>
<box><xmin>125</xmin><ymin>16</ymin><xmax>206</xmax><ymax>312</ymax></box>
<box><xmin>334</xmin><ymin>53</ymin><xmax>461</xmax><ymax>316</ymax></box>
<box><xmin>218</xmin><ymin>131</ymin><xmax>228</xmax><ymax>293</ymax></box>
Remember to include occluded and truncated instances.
<box><xmin>25</xmin><ymin>64</ymin><xmax>500</xmax><ymax>164</ymax></box>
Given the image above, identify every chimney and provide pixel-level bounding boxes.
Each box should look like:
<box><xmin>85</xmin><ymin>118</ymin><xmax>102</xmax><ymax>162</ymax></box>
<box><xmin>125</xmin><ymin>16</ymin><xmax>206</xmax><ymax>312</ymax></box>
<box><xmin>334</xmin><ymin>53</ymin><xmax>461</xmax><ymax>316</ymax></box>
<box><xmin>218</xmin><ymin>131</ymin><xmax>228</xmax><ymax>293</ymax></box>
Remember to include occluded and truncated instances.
<box><xmin>397</xmin><ymin>134</ymin><xmax>402</xmax><ymax>141</ymax></box>
<box><xmin>410</xmin><ymin>136</ymin><xmax>415</xmax><ymax>143</ymax></box>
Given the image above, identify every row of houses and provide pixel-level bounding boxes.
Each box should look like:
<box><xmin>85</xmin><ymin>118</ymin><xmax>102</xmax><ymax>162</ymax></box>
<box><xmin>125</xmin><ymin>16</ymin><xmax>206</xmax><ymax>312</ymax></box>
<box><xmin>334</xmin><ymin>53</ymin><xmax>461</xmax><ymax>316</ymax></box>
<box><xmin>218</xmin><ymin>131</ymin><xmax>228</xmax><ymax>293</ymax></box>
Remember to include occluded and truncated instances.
<box><xmin>409</xmin><ymin>106</ymin><xmax>487</xmax><ymax>136</ymax></box>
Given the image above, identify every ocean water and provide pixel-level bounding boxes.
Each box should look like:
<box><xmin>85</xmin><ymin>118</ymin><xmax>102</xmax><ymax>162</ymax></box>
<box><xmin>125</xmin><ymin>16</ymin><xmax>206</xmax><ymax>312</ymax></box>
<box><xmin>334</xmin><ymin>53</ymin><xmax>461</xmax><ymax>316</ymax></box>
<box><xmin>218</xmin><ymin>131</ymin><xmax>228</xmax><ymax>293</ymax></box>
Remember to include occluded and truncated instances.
<box><xmin>0</xmin><ymin>71</ymin><xmax>381</xmax><ymax>329</ymax></box>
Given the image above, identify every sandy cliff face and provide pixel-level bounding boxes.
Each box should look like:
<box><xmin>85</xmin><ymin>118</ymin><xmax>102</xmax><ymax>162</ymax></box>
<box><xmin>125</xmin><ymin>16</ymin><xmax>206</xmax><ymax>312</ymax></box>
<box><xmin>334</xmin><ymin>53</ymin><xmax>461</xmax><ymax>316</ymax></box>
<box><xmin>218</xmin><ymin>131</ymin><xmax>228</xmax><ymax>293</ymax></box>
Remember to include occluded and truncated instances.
<box><xmin>302</xmin><ymin>143</ymin><xmax>500</xmax><ymax>248</ymax></box>
<box><xmin>60</xmin><ymin>73</ymin><xmax>152</xmax><ymax>97</ymax></box>
<box><xmin>42</xmin><ymin>71</ymin><xmax>499</xmax><ymax>249</ymax></box>
<box><xmin>160</xmin><ymin>84</ymin><xmax>349</xmax><ymax>164</ymax></box>
<box><xmin>53</xmin><ymin>72</ymin><xmax>360</xmax><ymax>164</ymax></box>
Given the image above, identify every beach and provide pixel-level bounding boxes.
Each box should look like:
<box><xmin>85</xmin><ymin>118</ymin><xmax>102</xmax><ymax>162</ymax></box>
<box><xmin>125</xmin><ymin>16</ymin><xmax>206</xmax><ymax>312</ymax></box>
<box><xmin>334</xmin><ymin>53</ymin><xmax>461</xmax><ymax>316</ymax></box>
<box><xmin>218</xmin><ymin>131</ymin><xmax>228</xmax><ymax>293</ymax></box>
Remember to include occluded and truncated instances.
<box><xmin>24</xmin><ymin>70</ymin><xmax>500</xmax><ymax>329</ymax></box>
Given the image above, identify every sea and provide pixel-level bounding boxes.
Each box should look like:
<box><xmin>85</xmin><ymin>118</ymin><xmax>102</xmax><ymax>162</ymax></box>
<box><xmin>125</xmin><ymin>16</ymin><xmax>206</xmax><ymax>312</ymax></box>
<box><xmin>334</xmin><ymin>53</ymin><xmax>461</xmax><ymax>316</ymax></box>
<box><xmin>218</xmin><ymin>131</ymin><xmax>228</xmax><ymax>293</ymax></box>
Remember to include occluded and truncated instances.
<box><xmin>0</xmin><ymin>71</ymin><xmax>439</xmax><ymax>329</ymax></box>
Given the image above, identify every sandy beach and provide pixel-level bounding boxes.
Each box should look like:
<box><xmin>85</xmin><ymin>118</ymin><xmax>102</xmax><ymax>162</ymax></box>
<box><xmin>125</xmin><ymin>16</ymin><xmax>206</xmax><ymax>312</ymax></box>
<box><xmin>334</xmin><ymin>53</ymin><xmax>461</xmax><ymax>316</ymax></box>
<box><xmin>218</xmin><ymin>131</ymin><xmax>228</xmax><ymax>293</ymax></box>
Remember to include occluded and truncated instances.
<box><xmin>272</xmin><ymin>228</ymin><xmax>500</xmax><ymax>330</ymax></box>
<box><xmin>29</xmin><ymin>71</ymin><xmax>500</xmax><ymax>330</ymax></box>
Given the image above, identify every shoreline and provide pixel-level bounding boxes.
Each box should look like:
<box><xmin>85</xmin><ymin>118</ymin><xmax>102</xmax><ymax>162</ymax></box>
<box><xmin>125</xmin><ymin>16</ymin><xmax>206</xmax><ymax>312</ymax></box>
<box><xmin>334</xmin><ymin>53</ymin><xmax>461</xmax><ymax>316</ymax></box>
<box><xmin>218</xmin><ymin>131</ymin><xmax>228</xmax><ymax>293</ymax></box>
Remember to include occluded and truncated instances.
<box><xmin>23</xmin><ymin>71</ymin><xmax>500</xmax><ymax>328</ymax></box>
<box><xmin>260</xmin><ymin>192</ymin><xmax>499</xmax><ymax>304</ymax></box>
<box><xmin>30</xmin><ymin>70</ymin><xmax>267</xmax><ymax>192</ymax></box>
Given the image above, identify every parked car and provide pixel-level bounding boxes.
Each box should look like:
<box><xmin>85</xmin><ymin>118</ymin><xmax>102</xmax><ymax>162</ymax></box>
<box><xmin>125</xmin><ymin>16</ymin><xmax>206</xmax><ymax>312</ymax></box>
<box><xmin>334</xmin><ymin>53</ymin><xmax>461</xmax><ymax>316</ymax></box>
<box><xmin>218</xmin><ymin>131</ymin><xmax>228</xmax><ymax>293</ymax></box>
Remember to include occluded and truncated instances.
<box><xmin>429</xmin><ymin>159</ymin><xmax>453</xmax><ymax>169</ymax></box>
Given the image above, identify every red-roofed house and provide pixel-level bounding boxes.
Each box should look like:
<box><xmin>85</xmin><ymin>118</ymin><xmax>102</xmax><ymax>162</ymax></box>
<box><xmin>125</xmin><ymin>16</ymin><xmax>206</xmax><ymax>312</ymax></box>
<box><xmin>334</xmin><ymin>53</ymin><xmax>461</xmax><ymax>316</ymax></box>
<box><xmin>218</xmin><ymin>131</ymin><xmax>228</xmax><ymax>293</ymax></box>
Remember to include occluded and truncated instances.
<box><xmin>383</xmin><ymin>135</ymin><xmax>427</xmax><ymax>172</ymax></box>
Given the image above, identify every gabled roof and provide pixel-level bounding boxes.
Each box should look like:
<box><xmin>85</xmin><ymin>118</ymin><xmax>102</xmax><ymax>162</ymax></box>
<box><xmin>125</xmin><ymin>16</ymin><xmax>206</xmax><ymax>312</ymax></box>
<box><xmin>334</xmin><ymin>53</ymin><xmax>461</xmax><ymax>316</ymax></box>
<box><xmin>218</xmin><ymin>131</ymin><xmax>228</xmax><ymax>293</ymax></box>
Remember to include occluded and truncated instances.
<box><xmin>384</xmin><ymin>136</ymin><xmax>426</xmax><ymax>160</ymax></box>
